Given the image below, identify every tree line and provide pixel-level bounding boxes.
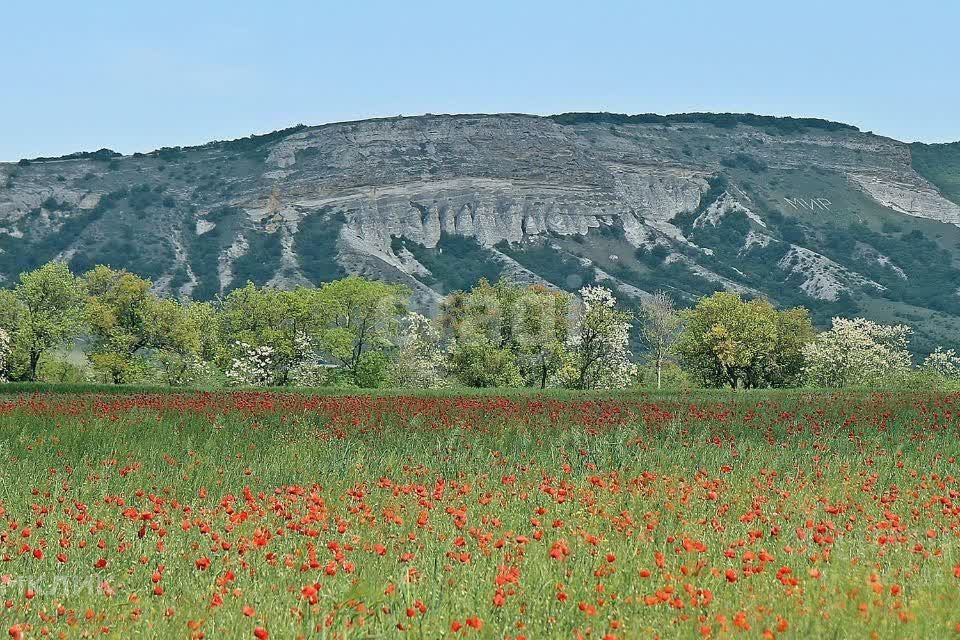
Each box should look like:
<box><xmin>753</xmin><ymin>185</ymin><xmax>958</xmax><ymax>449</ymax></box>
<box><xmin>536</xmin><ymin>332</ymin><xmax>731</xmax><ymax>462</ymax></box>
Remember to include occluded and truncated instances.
<box><xmin>0</xmin><ymin>261</ymin><xmax>957</xmax><ymax>390</ymax></box>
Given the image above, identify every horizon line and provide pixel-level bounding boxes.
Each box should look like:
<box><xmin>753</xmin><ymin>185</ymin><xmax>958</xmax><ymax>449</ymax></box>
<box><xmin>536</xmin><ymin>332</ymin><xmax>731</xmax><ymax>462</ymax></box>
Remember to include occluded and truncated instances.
<box><xmin>3</xmin><ymin>110</ymin><xmax>958</xmax><ymax>164</ymax></box>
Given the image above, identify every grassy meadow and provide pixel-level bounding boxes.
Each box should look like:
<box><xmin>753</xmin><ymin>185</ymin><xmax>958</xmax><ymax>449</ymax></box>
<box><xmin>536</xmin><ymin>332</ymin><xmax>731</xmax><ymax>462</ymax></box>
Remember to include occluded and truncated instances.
<box><xmin>0</xmin><ymin>387</ymin><xmax>958</xmax><ymax>638</ymax></box>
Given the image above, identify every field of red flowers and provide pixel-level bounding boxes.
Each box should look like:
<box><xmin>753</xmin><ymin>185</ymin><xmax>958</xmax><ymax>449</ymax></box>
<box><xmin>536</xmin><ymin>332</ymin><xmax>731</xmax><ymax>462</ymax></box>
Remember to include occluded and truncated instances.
<box><xmin>0</xmin><ymin>390</ymin><xmax>959</xmax><ymax>639</ymax></box>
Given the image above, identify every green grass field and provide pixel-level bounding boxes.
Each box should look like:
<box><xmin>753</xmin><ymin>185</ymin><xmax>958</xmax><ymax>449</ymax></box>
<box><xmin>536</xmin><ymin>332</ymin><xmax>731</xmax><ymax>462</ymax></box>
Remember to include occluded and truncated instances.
<box><xmin>0</xmin><ymin>387</ymin><xmax>959</xmax><ymax>638</ymax></box>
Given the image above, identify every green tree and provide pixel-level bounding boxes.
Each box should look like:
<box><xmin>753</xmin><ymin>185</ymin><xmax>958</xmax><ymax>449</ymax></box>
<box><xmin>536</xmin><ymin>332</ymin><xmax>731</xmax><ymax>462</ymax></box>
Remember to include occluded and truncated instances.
<box><xmin>84</xmin><ymin>265</ymin><xmax>200</xmax><ymax>383</ymax></box>
<box><xmin>353</xmin><ymin>351</ymin><xmax>392</xmax><ymax>388</ymax></box>
<box><xmin>767</xmin><ymin>307</ymin><xmax>815</xmax><ymax>387</ymax></box>
<box><xmin>675</xmin><ymin>292</ymin><xmax>812</xmax><ymax>389</ymax></box>
<box><xmin>310</xmin><ymin>276</ymin><xmax>410</xmax><ymax>384</ymax></box>
<box><xmin>218</xmin><ymin>283</ymin><xmax>315</xmax><ymax>386</ymax></box>
<box><xmin>514</xmin><ymin>285</ymin><xmax>572</xmax><ymax>388</ymax></box>
<box><xmin>187</xmin><ymin>301</ymin><xmax>221</xmax><ymax>364</ymax></box>
<box><xmin>447</xmin><ymin>341</ymin><xmax>522</xmax><ymax>388</ymax></box>
<box><xmin>441</xmin><ymin>279</ymin><xmax>572</xmax><ymax>388</ymax></box>
<box><xmin>439</xmin><ymin>279</ymin><xmax>505</xmax><ymax>347</ymax></box>
<box><xmin>146</xmin><ymin>298</ymin><xmax>204</xmax><ymax>385</ymax></box>
<box><xmin>14</xmin><ymin>262</ymin><xmax>87</xmax><ymax>380</ymax></box>
<box><xmin>218</xmin><ymin>277</ymin><xmax>409</xmax><ymax>388</ymax></box>
<box><xmin>0</xmin><ymin>289</ymin><xmax>29</xmax><ymax>380</ymax></box>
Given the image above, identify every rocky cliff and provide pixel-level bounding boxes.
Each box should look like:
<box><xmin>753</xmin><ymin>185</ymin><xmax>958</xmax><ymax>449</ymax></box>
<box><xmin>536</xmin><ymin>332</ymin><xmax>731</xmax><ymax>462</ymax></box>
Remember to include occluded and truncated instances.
<box><xmin>2</xmin><ymin>112</ymin><xmax>960</xmax><ymax>353</ymax></box>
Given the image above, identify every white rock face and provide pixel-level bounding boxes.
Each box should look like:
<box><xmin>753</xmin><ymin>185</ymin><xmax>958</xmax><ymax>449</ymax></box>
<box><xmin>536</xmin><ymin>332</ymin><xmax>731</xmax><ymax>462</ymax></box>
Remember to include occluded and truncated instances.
<box><xmin>195</xmin><ymin>220</ymin><xmax>215</xmax><ymax>235</ymax></box>
<box><xmin>847</xmin><ymin>172</ymin><xmax>960</xmax><ymax>225</ymax></box>
<box><xmin>218</xmin><ymin>236</ymin><xmax>249</xmax><ymax>292</ymax></box>
<box><xmin>78</xmin><ymin>193</ymin><xmax>101</xmax><ymax>210</ymax></box>
<box><xmin>777</xmin><ymin>245</ymin><xmax>883</xmax><ymax>301</ymax></box>
<box><xmin>693</xmin><ymin>192</ymin><xmax>767</xmax><ymax>228</ymax></box>
<box><xmin>873</xmin><ymin>254</ymin><xmax>907</xmax><ymax>279</ymax></box>
<box><xmin>743</xmin><ymin>230</ymin><xmax>773</xmax><ymax>251</ymax></box>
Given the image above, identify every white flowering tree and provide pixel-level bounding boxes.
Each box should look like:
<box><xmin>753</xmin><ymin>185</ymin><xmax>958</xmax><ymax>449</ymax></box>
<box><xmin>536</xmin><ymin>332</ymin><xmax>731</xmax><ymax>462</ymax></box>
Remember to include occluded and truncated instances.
<box><xmin>559</xmin><ymin>285</ymin><xmax>637</xmax><ymax>389</ymax></box>
<box><xmin>0</xmin><ymin>328</ymin><xmax>10</xmax><ymax>383</ymax></box>
<box><xmin>155</xmin><ymin>352</ymin><xmax>214</xmax><ymax>387</ymax></box>
<box><xmin>288</xmin><ymin>361</ymin><xmax>337</xmax><ymax>387</ymax></box>
<box><xmin>802</xmin><ymin>317</ymin><xmax>912</xmax><ymax>387</ymax></box>
<box><xmin>921</xmin><ymin>347</ymin><xmax>960</xmax><ymax>381</ymax></box>
<box><xmin>218</xmin><ymin>284</ymin><xmax>318</xmax><ymax>386</ymax></box>
<box><xmin>226</xmin><ymin>341</ymin><xmax>277</xmax><ymax>387</ymax></box>
<box><xmin>388</xmin><ymin>313</ymin><xmax>446</xmax><ymax>388</ymax></box>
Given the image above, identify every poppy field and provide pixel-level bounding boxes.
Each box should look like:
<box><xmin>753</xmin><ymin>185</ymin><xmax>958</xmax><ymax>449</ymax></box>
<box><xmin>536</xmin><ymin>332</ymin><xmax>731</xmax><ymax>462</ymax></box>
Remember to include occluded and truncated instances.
<box><xmin>1</xmin><ymin>390</ymin><xmax>959</xmax><ymax>639</ymax></box>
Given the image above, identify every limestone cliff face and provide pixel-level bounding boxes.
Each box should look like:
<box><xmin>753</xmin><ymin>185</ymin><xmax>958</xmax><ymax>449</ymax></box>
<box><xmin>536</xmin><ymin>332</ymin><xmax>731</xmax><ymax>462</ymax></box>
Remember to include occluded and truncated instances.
<box><xmin>2</xmin><ymin>113</ymin><xmax>960</xmax><ymax>346</ymax></box>
<box><xmin>251</xmin><ymin>115</ymin><xmax>711</xmax><ymax>261</ymax></box>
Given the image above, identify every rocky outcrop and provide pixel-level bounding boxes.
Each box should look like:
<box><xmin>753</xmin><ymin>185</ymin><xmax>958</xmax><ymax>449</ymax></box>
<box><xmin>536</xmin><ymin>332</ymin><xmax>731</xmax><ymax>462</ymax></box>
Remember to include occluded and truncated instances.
<box><xmin>847</xmin><ymin>172</ymin><xmax>960</xmax><ymax>225</ymax></box>
<box><xmin>693</xmin><ymin>191</ymin><xmax>766</xmax><ymax>229</ymax></box>
<box><xmin>0</xmin><ymin>112</ymin><xmax>958</xmax><ymax>322</ymax></box>
<box><xmin>777</xmin><ymin>245</ymin><xmax>884</xmax><ymax>301</ymax></box>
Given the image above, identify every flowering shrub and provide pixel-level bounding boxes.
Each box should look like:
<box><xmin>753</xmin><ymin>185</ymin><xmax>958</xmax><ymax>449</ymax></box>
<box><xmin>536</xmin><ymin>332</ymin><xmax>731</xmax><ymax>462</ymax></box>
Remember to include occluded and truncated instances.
<box><xmin>225</xmin><ymin>341</ymin><xmax>276</xmax><ymax>386</ymax></box>
<box><xmin>560</xmin><ymin>285</ymin><xmax>637</xmax><ymax>389</ymax></box>
<box><xmin>154</xmin><ymin>352</ymin><xmax>217</xmax><ymax>386</ymax></box>
<box><xmin>0</xmin><ymin>328</ymin><xmax>9</xmax><ymax>382</ymax></box>
<box><xmin>922</xmin><ymin>346</ymin><xmax>960</xmax><ymax>381</ymax></box>
<box><xmin>287</xmin><ymin>361</ymin><xmax>337</xmax><ymax>387</ymax></box>
<box><xmin>803</xmin><ymin>317</ymin><xmax>912</xmax><ymax>387</ymax></box>
<box><xmin>389</xmin><ymin>313</ymin><xmax>446</xmax><ymax>388</ymax></box>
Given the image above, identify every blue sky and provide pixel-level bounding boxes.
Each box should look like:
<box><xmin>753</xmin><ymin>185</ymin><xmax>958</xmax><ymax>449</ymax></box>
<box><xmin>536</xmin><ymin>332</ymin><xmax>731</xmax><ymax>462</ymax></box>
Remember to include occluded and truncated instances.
<box><xmin>2</xmin><ymin>0</ymin><xmax>957</xmax><ymax>160</ymax></box>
